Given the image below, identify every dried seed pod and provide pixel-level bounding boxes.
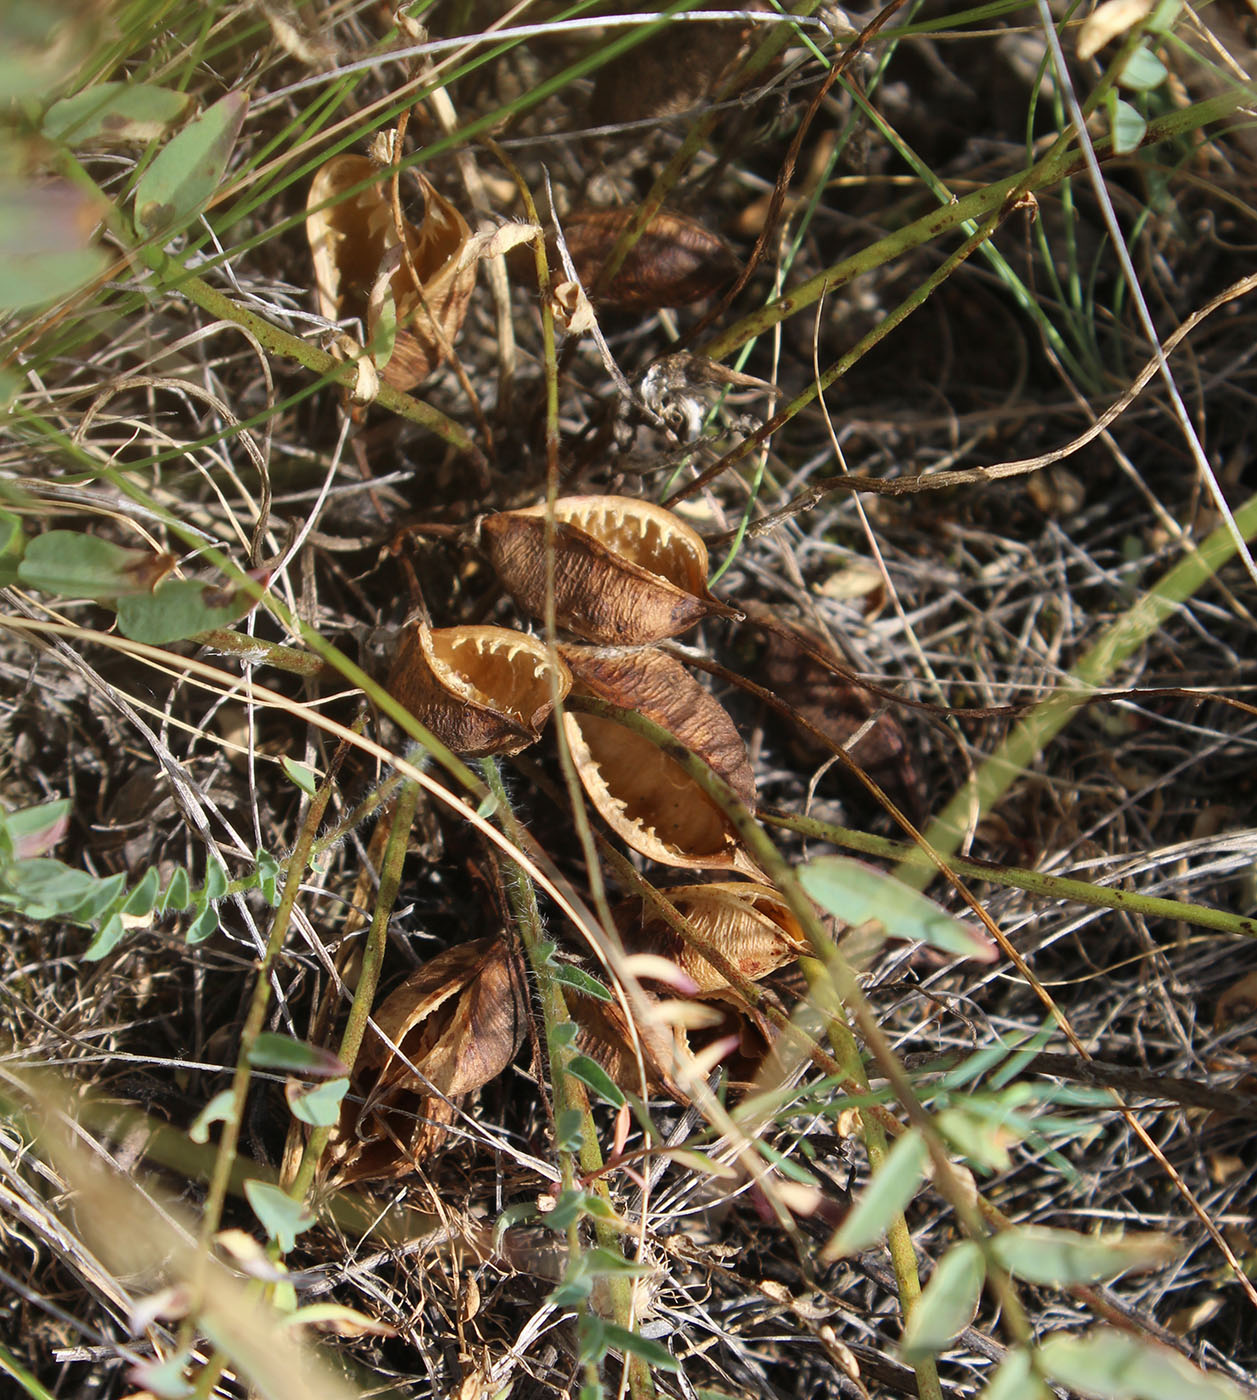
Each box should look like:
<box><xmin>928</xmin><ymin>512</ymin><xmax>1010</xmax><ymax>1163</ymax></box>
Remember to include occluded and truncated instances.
<box><xmin>482</xmin><ymin>495</ymin><xmax>739</xmax><ymax>645</ymax></box>
<box><xmin>619</xmin><ymin>881</ymin><xmax>806</xmax><ymax>993</ymax></box>
<box><xmin>560</xmin><ymin>206</ymin><xmax>739</xmax><ymax>311</ymax></box>
<box><xmin>307</xmin><ymin>153</ymin><xmax>475</xmax><ymax>390</ymax></box>
<box><xmin>387</xmin><ymin>623</ymin><xmax>571</xmax><ymax>757</ymax></box>
<box><xmin>330</xmin><ymin>938</ymin><xmax>525</xmax><ymax>1181</ymax></box>
<box><xmin>561</xmin><ymin>645</ymin><xmax>758</xmax><ymax>874</ymax></box>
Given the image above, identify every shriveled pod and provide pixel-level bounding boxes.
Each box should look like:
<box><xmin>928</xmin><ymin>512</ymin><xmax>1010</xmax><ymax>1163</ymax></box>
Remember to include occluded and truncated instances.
<box><xmin>329</xmin><ymin>938</ymin><xmax>526</xmax><ymax>1181</ymax></box>
<box><xmin>307</xmin><ymin>153</ymin><xmax>475</xmax><ymax>390</ymax></box>
<box><xmin>482</xmin><ymin>495</ymin><xmax>739</xmax><ymax>644</ymax></box>
<box><xmin>561</xmin><ymin>645</ymin><xmax>759</xmax><ymax>874</ymax></box>
<box><xmin>387</xmin><ymin>623</ymin><xmax>571</xmax><ymax>757</ymax></box>
<box><xmin>620</xmin><ymin>882</ymin><xmax>807</xmax><ymax>993</ymax></box>
<box><xmin>559</xmin><ymin>206</ymin><xmax>739</xmax><ymax>311</ymax></box>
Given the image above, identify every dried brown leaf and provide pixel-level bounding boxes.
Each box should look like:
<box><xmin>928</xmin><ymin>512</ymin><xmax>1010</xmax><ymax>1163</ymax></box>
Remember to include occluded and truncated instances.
<box><xmin>306</xmin><ymin>153</ymin><xmax>475</xmax><ymax>390</ymax></box>
<box><xmin>560</xmin><ymin>205</ymin><xmax>739</xmax><ymax>311</ymax></box>
<box><xmin>387</xmin><ymin>623</ymin><xmax>571</xmax><ymax>757</ymax></box>
<box><xmin>561</xmin><ymin>645</ymin><xmax>758</xmax><ymax>873</ymax></box>
<box><xmin>482</xmin><ymin>495</ymin><xmax>738</xmax><ymax>644</ymax></box>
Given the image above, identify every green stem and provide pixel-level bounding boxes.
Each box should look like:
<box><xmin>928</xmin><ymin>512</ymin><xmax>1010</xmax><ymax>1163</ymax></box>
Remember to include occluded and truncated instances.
<box><xmin>759</xmin><ymin>810</ymin><xmax>1257</xmax><ymax>941</ymax></box>
<box><xmin>287</xmin><ymin>779</ymin><xmax>420</xmax><ymax>1202</ymax></box>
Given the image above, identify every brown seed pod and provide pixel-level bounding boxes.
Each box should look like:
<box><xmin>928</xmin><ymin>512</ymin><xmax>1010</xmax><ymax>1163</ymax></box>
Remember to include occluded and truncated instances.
<box><xmin>561</xmin><ymin>645</ymin><xmax>758</xmax><ymax>873</ymax></box>
<box><xmin>482</xmin><ymin>495</ymin><xmax>739</xmax><ymax>645</ymax></box>
<box><xmin>307</xmin><ymin>153</ymin><xmax>475</xmax><ymax>390</ymax></box>
<box><xmin>330</xmin><ymin>937</ymin><xmax>525</xmax><ymax>1181</ymax></box>
<box><xmin>619</xmin><ymin>881</ymin><xmax>806</xmax><ymax>993</ymax></box>
<box><xmin>387</xmin><ymin>623</ymin><xmax>571</xmax><ymax>757</ymax></box>
<box><xmin>560</xmin><ymin>206</ymin><xmax>739</xmax><ymax>311</ymax></box>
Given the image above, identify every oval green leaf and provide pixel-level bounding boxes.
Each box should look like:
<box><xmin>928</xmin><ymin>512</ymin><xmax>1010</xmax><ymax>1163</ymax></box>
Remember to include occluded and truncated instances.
<box><xmin>798</xmin><ymin>855</ymin><xmax>997</xmax><ymax>962</ymax></box>
<box><xmin>243</xmin><ymin>1179</ymin><xmax>315</xmax><ymax>1254</ymax></box>
<box><xmin>1110</xmin><ymin>96</ymin><xmax>1147</xmax><ymax>154</ymax></box>
<box><xmin>1118</xmin><ymin>44</ymin><xmax>1168</xmax><ymax>92</ymax></box>
<box><xmin>135</xmin><ymin>91</ymin><xmax>248</xmax><ymax>236</ymax></box>
<box><xmin>247</xmin><ymin>1032</ymin><xmax>349</xmax><ymax>1080</ymax></box>
<box><xmin>822</xmin><ymin>1128</ymin><xmax>928</xmax><ymax>1260</ymax></box>
<box><xmin>116</xmin><ymin>575</ymin><xmax>254</xmax><ymax>643</ymax></box>
<box><xmin>991</xmin><ymin>1226</ymin><xmax>1180</xmax><ymax>1285</ymax></box>
<box><xmin>902</xmin><ymin>1240</ymin><xmax>986</xmax><ymax>1362</ymax></box>
<box><xmin>977</xmin><ymin>1347</ymin><xmax>1052</xmax><ymax>1400</ymax></box>
<box><xmin>286</xmin><ymin>1076</ymin><xmax>350</xmax><ymax>1127</ymax></box>
<box><xmin>1038</xmin><ymin>1329</ymin><xmax>1246</xmax><ymax>1400</ymax></box>
<box><xmin>18</xmin><ymin>531</ymin><xmax>172</xmax><ymax>600</ymax></box>
<box><xmin>44</xmin><ymin>82</ymin><xmax>194</xmax><ymax>145</ymax></box>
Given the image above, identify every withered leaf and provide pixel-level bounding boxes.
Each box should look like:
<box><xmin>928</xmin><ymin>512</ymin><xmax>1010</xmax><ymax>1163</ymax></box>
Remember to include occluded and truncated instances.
<box><xmin>387</xmin><ymin>623</ymin><xmax>571</xmax><ymax>757</ymax></box>
<box><xmin>307</xmin><ymin>153</ymin><xmax>475</xmax><ymax>391</ymax></box>
<box><xmin>561</xmin><ymin>645</ymin><xmax>759</xmax><ymax>874</ymax></box>
<box><xmin>330</xmin><ymin>938</ymin><xmax>525</xmax><ymax>1181</ymax></box>
<box><xmin>619</xmin><ymin>881</ymin><xmax>806</xmax><ymax>993</ymax></box>
<box><xmin>482</xmin><ymin>495</ymin><xmax>739</xmax><ymax>645</ymax></box>
<box><xmin>560</xmin><ymin>205</ymin><xmax>739</xmax><ymax>311</ymax></box>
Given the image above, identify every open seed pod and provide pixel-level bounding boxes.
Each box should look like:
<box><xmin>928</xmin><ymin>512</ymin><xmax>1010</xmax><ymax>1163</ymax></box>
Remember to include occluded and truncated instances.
<box><xmin>307</xmin><ymin>153</ymin><xmax>475</xmax><ymax>391</ymax></box>
<box><xmin>387</xmin><ymin>623</ymin><xmax>571</xmax><ymax>757</ymax></box>
<box><xmin>482</xmin><ymin>495</ymin><xmax>739</xmax><ymax>644</ymax></box>
<box><xmin>329</xmin><ymin>937</ymin><xmax>525</xmax><ymax>1182</ymax></box>
<box><xmin>561</xmin><ymin>646</ymin><xmax>759</xmax><ymax>874</ymax></box>
<box><xmin>619</xmin><ymin>882</ymin><xmax>807</xmax><ymax>994</ymax></box>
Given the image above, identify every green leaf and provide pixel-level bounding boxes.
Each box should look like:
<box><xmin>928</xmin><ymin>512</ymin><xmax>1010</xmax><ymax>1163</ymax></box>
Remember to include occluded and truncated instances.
<box><xmin>248</xmin><ymin>1033</ymin><xmax>349</xmax><ymax>1079</ymax></box>
<box><xmin>122</xmin><ymin>864</ymin><xmax>161</xmax><ymax>917</ymax></box>
<box><xmin>567</xmin><ymin>1053</ymin><xmax>626</xmax><ymax>1107</ymax></box>
<box><xmin>0</xmin><ymin>3</ymin><xmax>100</xmax><ymax>101</ymax></box>
<box><xmin>280</xmin><ymin>757</ymin><xmax>318</xmax><ymax>796</ymax></box>
<box><xmin>134</xmin><ymin>91</ymin><xmax>248</xmax><ymax>236</ymax></box>
<box><xmin>286</xmin><ymin>1076</ymin><xmax>350</xmax><ymax>1126</ymax></box>
<box><xmin>599</xmin><ymin>1321</ymin><xmax>679</xmax><ymax>1371</ymax></box>
<box><xmin>977</xmin><ymin>1348</ymin><xmax>1052</xmax><ymax>1400</ymax></box>
<box><xmin>555</xmin><ymin>1107</ymin><xmax>585</xmax><ymax>1152</ymax></box>
<box><xmin>1119</xmin><ymin>44</ymin><xmax>1168</xmax><ymax>92</ymax></box>
<box><xmin>116</xmin><ymin>576</ymin><xmax>254</xmax><ymax>644</ymax></box>
<box><xmin>185</xmin><ymin>900</ymin><xmax>218</xmax><ymax>944</ymax></box>
<box><xmin>1110</xmin><ymin>95</ymin><xmax>1147</xmax><ymax>154</ymax></box>
<box><xmin>82</xmin><ymin>911</ymin><xmax>126</xmax><ymax>960</ymax></box>
<box><xmin>0</xmin><ymin>509</ymin><xmax>25</xmax><ymax>586</ymax></box>
<box><xmin>822</xmin><ymin>1128</ymin><xmax>928</xmax><ymax>1258</ymax></box>
<box><xmin>17</xmin><ymin>531</ymin><xmax>171</xmax><ymax>600</ymax></box>
<box><xmin>549</xmin><ymin>1020</ymin><xmax>578</xmax><ymax>1051</ymax></box>
<box><xmin>991</xmin><ymin>1227</ymin><xmax>1181</xmax><ymax>1286</ymax></box>
<box><xmin>159</xmin><ymin>865</ymin><xmax>192</xmax><ymax>914</ymax></box>
<box><xmin>935</xmin><ymin>1105</ymin><xmax>1016</xmax><ymax>1172</ymax></box>
<box><xmin>65</xmin><ymin>871</ymin><xmax>128</xmax><ymax>925</ymax></box>
<box><xmin>243</xmin><ymin>1179</ymin><xmax>315</xmax><ymax>1254</ymax></box>
<box><xmin>203</xmin><ymin>857</ymin><xmax>229</xmax><ymax>902</ymax></box>
<box><xmin>550</xmin><ymin>961</ymin><xmax>614</xmax><ymax>1001</ymax></box>
<box><xmin>188</xmin><ymin>1089</ymin><xmax>236</xmax><ymax>1144</ymax></box>
<box><xmin>797</xmin><ymin>856</ymin><xmax>996</xmax><ymax>962</ymax></box>
<box><xmin>901</xmin><ymin>1241</ymin><xmax>986</xmax><ymax>1362</ymax></box>
<box><xmin>4</xmin><ymin>799</ymin><xmax>71</xmax><ymax>858</ymax></box>
<box><xmin>5</xmin><ymin>858</ymin><xmax>99</xmax><ymax>917</ymax></box>
<box><xmin>255</xmin><ymin>848</ymin><xmax>280</xmax><ymax>905</ymax></box>
<box><xmin>1038</xmin><ymin>1329</ymin><xmax>1246</xmax><ymax>1399</ymax></box>
<box><xmin>0</xmin><ymin>181</ymin><xmax>108</xmax><ymax>312</ymax></box>
<box><xmin>44</xmin><ymin>82</ymin><xmax>194</xmax><ymax>145</ymax></box>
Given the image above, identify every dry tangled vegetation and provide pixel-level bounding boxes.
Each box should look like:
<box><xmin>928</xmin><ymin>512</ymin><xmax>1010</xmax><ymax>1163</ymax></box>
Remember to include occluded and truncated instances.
<box><xmin>2</xmin><ymin>3</ymin><xmax>1257</xmax><ymax>1399</ymax></box>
